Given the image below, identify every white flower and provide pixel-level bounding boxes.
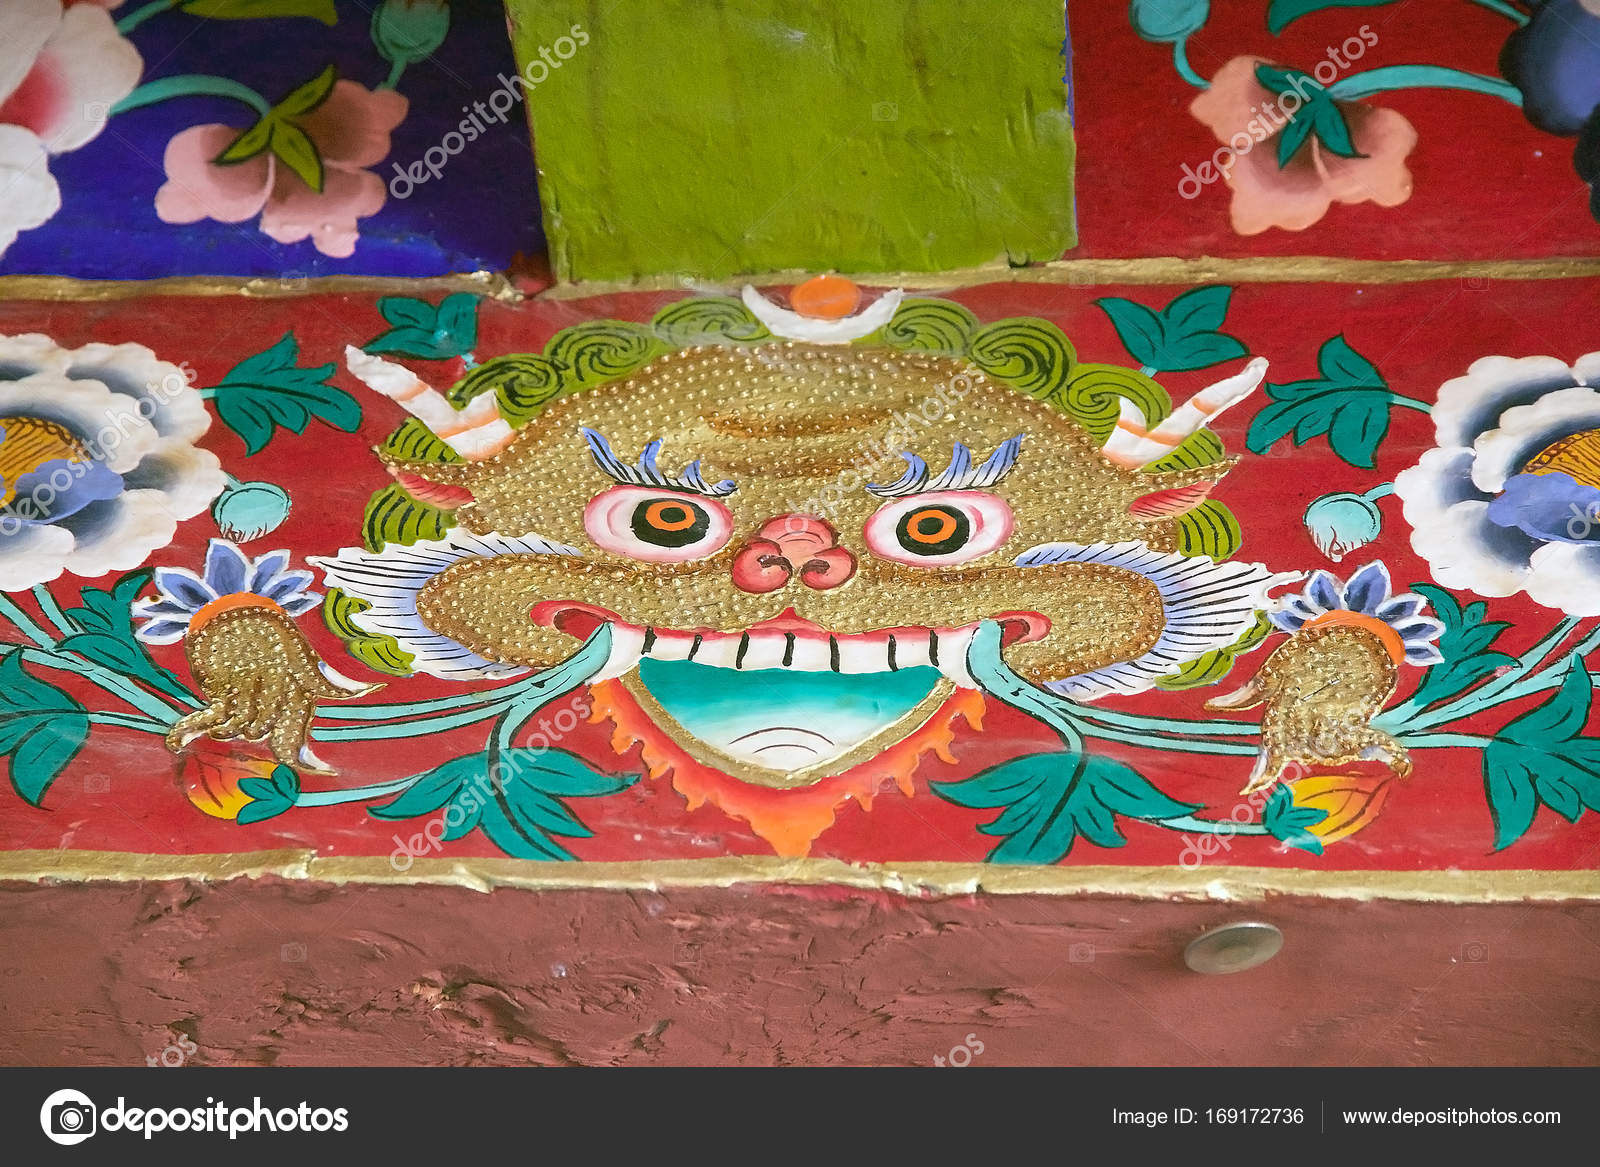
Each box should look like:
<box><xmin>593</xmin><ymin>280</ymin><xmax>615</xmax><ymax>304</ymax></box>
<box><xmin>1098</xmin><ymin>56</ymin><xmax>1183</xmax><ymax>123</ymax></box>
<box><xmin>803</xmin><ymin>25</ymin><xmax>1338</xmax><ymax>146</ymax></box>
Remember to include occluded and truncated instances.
<box><xmin>1395</xmin><ymin>350</ymin><xmax>1600</xmax><ymax>615</ymax></box>
<box><xmin>0</xmin><ymin>334</ymin><xmax>224</xmax><ymax>590</ymax></box>
<box><xmin>0</xmin><ymin>0</ymin><xmax>142</xmax><ymax>256</ymax></box>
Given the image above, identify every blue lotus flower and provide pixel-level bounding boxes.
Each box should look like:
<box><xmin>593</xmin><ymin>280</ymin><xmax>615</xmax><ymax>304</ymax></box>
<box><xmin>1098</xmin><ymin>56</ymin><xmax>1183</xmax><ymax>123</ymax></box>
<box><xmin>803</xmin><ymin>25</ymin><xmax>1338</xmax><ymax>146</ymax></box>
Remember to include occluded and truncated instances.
<box><xmin>133</xmin><ymin>539</ymin><xmax>320</xmax><ymax>645</ymax></box>
<box><xmin>1271</xmin><ymin>562</ymin><xmax>1445</xmax><ymax>666</ymax></box>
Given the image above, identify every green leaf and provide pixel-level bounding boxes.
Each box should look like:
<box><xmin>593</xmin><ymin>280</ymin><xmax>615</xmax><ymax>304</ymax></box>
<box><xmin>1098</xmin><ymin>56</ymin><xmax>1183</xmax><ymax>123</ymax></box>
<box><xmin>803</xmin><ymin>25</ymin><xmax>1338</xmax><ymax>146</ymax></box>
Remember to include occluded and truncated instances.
<box><xmin>1479</xmin><ymin>663</ymin><xmax>1600</xmax><ymax>850</ymax></box>
<box><xmin>1093</xmin><ymin>286</ymin><xmax>1248</xmax><ymax>373</ymax></box>
<box><xmin>215</xmin><ymin>117</ymin><xmax>274</xmax><ymax>166</ymax></box>
<box><xmin>933</xmin><ymin>751</ymin><xmax>1198</xmax><ymax>865</ymax></box>
<box><xmin>235</xmin><ymin>765</ymin><xmax>300</xmax><ymax>825</ymax></box>
<box><xmin>368</xmin><ymin>748</ymin><xmax>637</xmax><ymax>861</ymax></box>
<box><xmin>0</xmin><ymin>655</ymin><xmax>90</xmax><ymax>806</ymax></box>
<box><xmin>58</xmin><ymin>570</ymin><xmax>195</xmax><ymax>704</ymax></box>
<box><xmin>1255</xmin><ymin>65</ymin><xmax>1364</xmax><ymax>166</ymax></box>
<box><xmin>180</xmin><ymin>0</ymin><xmax>338</xmax><ymax>24</ymax></box>
<box><xmin>365</xmin><ymin>294</ymin><xmax>481</xmax><ymax>360</ymax></box>
<box><xmin>208</xmin><ymin>331</ymin><xmax>358</xmax><ymax>455</ymax></box>
<box><xmin>1266</xmin><ymin>0</ymin><xmax>1397</xmax><ymax>36</ymax></box>
<box><xmin>269</xmin><ymin>121</ymin><xmax>323</xmax><ymax>192</ymax></box>
<box><xmin>1261</xmin><ymin>786</ymin><xmax>1327</xmax><ymax>855</ymax></box>
<box><xmin>1403</xmin><ymin>584</ymin><xmax>1514</xmax><ymax>709</ymax></box>
<box><xmin>274</xmin><ymin>64</ymin><xmax>337</xmax><ymax>118</ymax></box>
<box><xmin>1245</xmin><ymin>336</ymin><xmax>1395</xmax><ymax>467</ymax></box>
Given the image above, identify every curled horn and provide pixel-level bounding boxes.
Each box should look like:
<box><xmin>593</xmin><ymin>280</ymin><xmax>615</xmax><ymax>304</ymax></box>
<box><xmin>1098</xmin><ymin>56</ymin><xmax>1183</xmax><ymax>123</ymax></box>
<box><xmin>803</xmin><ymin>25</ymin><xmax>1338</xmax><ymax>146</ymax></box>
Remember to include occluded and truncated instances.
<box><xmin>1102</xmin><ymin>357</ymin><xmax>1269</xmax><ymax>470</ymax></box>
<box><xmin>344</xmin><ymin>346</ymin><xmax>516</xmax><ymax>461</ymax></box>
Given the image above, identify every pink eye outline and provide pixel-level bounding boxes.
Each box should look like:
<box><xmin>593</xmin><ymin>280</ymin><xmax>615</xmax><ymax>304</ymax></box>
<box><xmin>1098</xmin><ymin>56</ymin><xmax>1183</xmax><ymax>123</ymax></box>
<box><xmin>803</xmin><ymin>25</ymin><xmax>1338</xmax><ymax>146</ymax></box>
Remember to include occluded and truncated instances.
<box><xmin>583</xmin><ymin>485</ymin><xmax>734</xmax><ymax>563</ymax></box>
<box><xmin>863</xmin><ymin>490</ymin><xmax>1014</xmax><ymax>568</ymax></box>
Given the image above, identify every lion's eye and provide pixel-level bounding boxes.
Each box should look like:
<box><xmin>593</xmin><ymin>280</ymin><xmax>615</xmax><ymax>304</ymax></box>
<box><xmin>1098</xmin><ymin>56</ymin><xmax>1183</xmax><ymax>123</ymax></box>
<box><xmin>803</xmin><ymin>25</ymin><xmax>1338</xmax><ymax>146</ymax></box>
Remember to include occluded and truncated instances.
<box><xmin>864</xmin><ymin>490</ymin><xmax>1013</xmax><ymax>567</ymax></box>
<box><xmin>585</xmin><ymin>485</ymin><xmax>733</xmax><ymax>562</ymax></box>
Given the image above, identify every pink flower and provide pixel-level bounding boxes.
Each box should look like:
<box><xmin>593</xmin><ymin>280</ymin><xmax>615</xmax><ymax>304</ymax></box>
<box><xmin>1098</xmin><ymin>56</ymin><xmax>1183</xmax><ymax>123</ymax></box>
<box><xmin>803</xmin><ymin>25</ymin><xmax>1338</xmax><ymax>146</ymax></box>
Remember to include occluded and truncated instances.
<box><xmin>155</xmin><ymin>81</ymin><xmax>408</xmax><ymax>259</ymax></box>
<box><xmin>0</xmin><ymin>0</ymin><xmax>142</xmax><ymax>254</ymax></box>
<box><xmin>1190</xmin><ymin>56</ymin><xmax>1418</xmax><ymax>235</ymax></box>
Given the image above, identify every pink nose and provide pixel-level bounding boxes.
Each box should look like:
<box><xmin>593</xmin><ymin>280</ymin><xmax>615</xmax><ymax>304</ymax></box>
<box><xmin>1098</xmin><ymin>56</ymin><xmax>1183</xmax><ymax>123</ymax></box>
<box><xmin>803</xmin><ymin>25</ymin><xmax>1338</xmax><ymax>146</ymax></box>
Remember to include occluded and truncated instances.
<box><xmin>731</xmin><ymin>515</ymin><xmax>856</xmax><ymax>593</ymax></box>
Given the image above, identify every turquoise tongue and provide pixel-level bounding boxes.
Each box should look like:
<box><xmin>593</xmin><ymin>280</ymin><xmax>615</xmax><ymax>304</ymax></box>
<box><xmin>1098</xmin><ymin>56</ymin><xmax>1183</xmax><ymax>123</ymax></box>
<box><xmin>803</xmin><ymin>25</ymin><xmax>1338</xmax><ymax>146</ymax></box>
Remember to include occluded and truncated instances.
<box><xmin>636</xmin><ymin>658</ymin><xmax>943</xmax><ymax>767</ymax></box>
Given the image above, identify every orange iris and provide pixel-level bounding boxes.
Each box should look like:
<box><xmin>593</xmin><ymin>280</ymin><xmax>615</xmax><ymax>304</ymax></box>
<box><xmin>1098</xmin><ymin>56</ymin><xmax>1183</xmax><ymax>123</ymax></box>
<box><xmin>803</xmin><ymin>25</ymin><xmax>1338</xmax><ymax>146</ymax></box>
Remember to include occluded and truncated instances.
<box><xmin>906</xmin><ymin>508</ymin><xmax>959</xmax><ymax>544</ymax></box>
<box><xmin>644</xmin><ymin>500</ymin><xmax>696</xmax><ymax>532</ymax></box>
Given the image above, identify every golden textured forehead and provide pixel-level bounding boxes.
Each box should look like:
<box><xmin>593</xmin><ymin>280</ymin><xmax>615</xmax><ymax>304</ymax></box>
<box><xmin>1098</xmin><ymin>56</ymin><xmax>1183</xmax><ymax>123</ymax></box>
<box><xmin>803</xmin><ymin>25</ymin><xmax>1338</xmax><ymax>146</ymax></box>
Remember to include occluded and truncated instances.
<box><xmin>529</xmin><ymin>342</ymin><xmax>1078</xmax><ymax>464</ymax></box>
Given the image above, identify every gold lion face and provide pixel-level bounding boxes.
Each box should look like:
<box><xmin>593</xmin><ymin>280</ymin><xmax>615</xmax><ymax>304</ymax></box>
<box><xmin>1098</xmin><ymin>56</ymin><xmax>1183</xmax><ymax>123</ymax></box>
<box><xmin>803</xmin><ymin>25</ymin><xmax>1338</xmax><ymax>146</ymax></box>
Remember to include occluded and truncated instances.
<box><xmin>379</xmin><ymin>343</ymin><xmax>1224</xmax><ymax>684</ymax></box>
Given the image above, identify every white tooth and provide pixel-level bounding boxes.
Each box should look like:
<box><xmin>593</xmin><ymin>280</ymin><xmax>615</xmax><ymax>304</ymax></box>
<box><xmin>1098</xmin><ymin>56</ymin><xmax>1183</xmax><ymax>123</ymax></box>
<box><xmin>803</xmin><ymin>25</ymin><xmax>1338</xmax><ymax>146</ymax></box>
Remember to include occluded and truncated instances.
<box><xmin>592</xmin><ymin>624</ymin><xmax>645</xmax><ymax>681</ymax></box>
<box><xmin>934</xmin><ymin>625</ymin><xmax>979</xmax><ymax>688</ymax></box>
<box><xmin>694</xmin><ymin>635</ymin><xmax>740</xmax><ymax>669</ymax></box>
<box><xmin>836</xmin><ymin>635</ymin><xmax>890</xmax><ymax>674</ymax></box>
<box><xmin>784</xmin><ymin>634</ymin><xmax>833</xmax><ymax>671</ymax></box>
<box><xmin>735</xmin><ymin>632</ymin><xmax>788</xmax><ymax>670</ymax></box>
<box><xmin>895</xmin><ymin>629</ymin><xmax>935</xmax><ymax>669</ymax></box>
<box><xmin>644</xmin><ymin>630</ymin><xmax>697</xmax><ymax>661</ymax></box>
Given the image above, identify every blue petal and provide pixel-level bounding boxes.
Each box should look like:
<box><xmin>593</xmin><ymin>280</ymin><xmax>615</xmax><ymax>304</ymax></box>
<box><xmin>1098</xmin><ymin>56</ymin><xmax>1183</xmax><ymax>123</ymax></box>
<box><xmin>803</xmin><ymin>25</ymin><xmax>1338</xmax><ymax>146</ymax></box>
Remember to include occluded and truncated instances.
<box><xmin>280</xmin><ymin>593</ymin><xmax>323</xmax><ymax>617</ymax></box>
<box><xmin>1340</xmin><ymin>561</ymin><xmax>1393</xmax><ymax>614</ymax></box>
<box><xmin>152</xmin><ymin>567</ymin><xmax>214</xmax><ymax>611</ymax></box>
<box><xmin>1306</xmin><ymin>570</ymin><xmax>1343</xmax><ymax>612</ymax></box>
<box><xmin>1282</xmin><ymin>597</ymin><xmax>1323</xmax><ymax>625</ymax></box>
<box><xmin>202</xmin><ymin>539</ymin><xmax>250</xmax><ymax>596</ymax></box>
<box><xmin>247</xmin><ymin>548</ymin><xmax>292</xmax><ymax>595</ymax></box>
<box><xmin>1270</xmin><ymin>610</ymin><xmax>1308</xmax><ymax>633</ymax></box>
<box><xmin>131</xmin><ymin>598</ymin><xmax>195</xmax><ymax>620</ymax></box>
<box><xmin>261</xmin><ymin>569</ymin><xmax>315</xmax><ymax>603</ymax></box>
<box><xmin>134</xmin><ymin>618</ymin><xmax>190</xmax><ymax>645</ymax></box>
<box><xmin>1393</xmin><ymin>617</ymin><xmax>1446</xmax><ymax>645</ymax></box>
<box><xmin>1405</xmin><ymin>643</ymin><xmax>1446</xmax><ymax>667</ymax></box>
<box><xmin>1376</xmin><ymin>594</ymin><xmax>1426</xmax><ymax>623</ymax></box>
<box><xmin>7</xmin><ymin>458</ymin><xmax>123</xmax><ymax>524</ymax></box>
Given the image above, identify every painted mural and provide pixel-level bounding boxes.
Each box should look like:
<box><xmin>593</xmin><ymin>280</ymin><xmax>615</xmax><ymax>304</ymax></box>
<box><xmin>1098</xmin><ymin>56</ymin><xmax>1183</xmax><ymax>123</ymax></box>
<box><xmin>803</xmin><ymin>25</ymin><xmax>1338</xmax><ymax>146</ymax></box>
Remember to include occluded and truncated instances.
<box><xmin>0</xmin><ymin>0</ymin><xmax>541</xmax><ymax>277</ymax></box>
<box><xmin>2</xmin><ymin>278</ymin><xmax>1599</xmax><ymax>871</ymax></box>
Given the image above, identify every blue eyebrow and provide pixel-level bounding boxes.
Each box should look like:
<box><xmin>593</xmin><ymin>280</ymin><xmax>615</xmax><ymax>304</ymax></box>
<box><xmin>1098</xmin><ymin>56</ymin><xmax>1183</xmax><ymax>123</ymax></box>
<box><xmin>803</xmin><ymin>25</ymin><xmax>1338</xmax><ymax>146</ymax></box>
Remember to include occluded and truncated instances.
<box><xmin>581</xmin><ymin>428</ymin><xmax>737</xmax><ymax>497</ymax></box>
<box><xmin>866</xmin><ymin>435</ymin><xmax>1023</xmax><ymax>497</ymax></box>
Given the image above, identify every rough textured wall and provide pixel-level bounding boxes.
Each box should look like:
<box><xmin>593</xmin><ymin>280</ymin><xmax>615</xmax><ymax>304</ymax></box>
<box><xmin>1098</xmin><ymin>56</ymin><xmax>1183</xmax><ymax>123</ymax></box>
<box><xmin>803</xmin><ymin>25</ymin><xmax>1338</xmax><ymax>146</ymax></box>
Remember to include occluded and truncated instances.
<box><xmin>4</xmin><ymin>880</ymin><xmax>1597</xmax><ymax>1066</ymax></box>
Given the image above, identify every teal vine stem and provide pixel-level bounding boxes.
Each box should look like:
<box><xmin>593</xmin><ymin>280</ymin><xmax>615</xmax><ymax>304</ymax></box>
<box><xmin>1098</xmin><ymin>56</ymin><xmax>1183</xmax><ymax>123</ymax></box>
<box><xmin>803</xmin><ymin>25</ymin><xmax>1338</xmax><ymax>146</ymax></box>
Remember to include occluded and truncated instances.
<box><xmin>1471</xmin><ymin>0</ymin><xmax>1529</xmax><ymax>24</ymax></box>
<box><xmin>115</xmin><ymin>0</ymin><xmax>182</xmax><ymax>35</ymax></box>
<box><xmin>296</xmin><ymin>775</ymin><xmax>416</xmax><ymax>808</ymax></box>
<box><xmin>1378</xmin><ymin>618</ymin><xmax>1590</xmax><ymax>733</ymax></box>
<box><xmin>30</xmin><ymin>586</ymin><xmax>72</xmax><ymax>638</ymax></box>
<box><xmin>1328</xmin><ymin>65</ymin><xmax>1524</xmax><ymax>108</ymax></box>
<box><xmin>0</xmin><ymin>594</ymin><xmax>180</xmax><ymax>723</ymax></box>
<box><xmin>382</xmin><ymin>59</ymin><xmax>407</xmax><ymax>90</ymax></box>
<box><xmin>1387</xmin><ymin>394</ymin><xmax>1433</xmax><ymax>415</ymax></box>
<box><xmin>1149</xmin><ymin>814</ymin><xmax>1269</xmax><ymax>837</ymax></box>
<box><xmin>1172</xmin><ymin>40</ymin><xmax>1208</xmax><ymax>90</ymax></box>
<box><xmin>112</xmin><ymin>75</ymin><xmax>274</xmax><ymax>119</ymax></box>
<box><xmin>1362</xmin><ymin>482</ymin><xmax>1395</xmax><ymax>503</ymax></box>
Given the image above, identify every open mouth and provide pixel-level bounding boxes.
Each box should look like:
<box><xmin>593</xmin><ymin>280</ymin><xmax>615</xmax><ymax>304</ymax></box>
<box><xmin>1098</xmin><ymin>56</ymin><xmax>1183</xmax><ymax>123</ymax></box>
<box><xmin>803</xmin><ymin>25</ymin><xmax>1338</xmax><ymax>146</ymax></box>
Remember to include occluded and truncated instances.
<box><xmin>532</xmin><ymin>602</ymin><xmax>1048</xmax><ymax>787</ymax></box>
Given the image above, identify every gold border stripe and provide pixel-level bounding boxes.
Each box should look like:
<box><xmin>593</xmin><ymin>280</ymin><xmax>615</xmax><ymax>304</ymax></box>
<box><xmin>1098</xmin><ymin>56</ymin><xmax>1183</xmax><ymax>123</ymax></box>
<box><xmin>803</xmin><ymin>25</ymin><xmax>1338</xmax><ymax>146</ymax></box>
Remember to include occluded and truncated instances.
<box><xmin>1</xmin><ymin>850</ymin><xmax>1596</xmax><ymax>903</ymax></box>
<box><xmin>0</xmin><ymin>272</ymin><xmax>519</xmax><ymax>302</ymax></box>
<box><xmin>4</xmin><ymin>257</ymin><xmax>1600</xmax><ymax>304</ymax></box>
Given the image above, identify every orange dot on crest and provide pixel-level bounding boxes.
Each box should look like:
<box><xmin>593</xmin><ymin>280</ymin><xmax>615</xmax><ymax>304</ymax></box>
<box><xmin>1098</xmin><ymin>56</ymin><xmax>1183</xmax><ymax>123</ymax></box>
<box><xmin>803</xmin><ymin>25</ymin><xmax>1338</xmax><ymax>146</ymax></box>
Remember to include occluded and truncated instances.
<box><xmin>789</xmin><ymin>274</ymin><xmax>862</xmax><ymax>320</ymax></box>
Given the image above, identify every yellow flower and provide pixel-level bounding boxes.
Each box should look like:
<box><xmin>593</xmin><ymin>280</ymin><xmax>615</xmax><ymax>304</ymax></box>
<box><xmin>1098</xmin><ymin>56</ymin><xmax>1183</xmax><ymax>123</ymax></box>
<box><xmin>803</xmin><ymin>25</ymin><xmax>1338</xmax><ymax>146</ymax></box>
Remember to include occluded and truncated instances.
<box><xmin>1289</xmin><ymin>771</ymin><xmax>1396</xmax><ymax>844</ymax></box>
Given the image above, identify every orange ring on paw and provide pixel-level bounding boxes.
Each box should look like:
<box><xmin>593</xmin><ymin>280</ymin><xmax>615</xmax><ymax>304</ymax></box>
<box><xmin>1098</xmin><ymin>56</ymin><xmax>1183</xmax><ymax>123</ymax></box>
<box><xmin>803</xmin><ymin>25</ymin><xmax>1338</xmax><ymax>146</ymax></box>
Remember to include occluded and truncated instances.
<box><xmin>190</xmin><ymin>592</ymin><xmax>285</xmax><ymax>634</ymax></box>
<box><xmin>1305</xmin><ymin>610</ymin><xmax>1407</xmax><ymax>667</ymax></box>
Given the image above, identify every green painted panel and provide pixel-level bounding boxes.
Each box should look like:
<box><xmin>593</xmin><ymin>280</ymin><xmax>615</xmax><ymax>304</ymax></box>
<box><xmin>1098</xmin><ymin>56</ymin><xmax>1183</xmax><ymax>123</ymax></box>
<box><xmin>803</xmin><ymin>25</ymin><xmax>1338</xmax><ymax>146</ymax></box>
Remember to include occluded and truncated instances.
<box><xmin>507</xmin><ymin>0</ymin><xmax>1076</xmax><ymax>282</ymax></box>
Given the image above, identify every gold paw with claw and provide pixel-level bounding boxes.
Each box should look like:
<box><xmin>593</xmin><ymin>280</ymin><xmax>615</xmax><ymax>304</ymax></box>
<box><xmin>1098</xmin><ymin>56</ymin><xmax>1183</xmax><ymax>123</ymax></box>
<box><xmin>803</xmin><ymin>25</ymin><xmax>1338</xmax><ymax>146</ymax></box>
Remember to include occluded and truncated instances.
<box><xmin>1206</xmin><ymin>617</ymin><xmax>1411</xmax><ymax>796</ymax></box>
<box><xmin>167</xmin><ymin>595</ymin><xmax>380</xmax><ymax>775</ymax></box>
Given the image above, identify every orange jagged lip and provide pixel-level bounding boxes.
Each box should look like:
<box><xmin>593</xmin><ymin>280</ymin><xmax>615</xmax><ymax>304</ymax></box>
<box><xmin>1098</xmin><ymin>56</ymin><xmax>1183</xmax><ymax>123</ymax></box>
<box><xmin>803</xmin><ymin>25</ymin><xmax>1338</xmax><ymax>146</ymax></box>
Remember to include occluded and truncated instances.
<box><xmin>587</xmin><ymin>677</ymin><xmax>986</xmax><ymax>857</ymax></box>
